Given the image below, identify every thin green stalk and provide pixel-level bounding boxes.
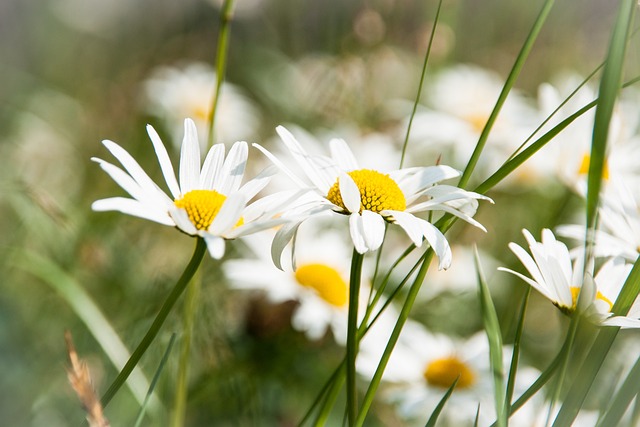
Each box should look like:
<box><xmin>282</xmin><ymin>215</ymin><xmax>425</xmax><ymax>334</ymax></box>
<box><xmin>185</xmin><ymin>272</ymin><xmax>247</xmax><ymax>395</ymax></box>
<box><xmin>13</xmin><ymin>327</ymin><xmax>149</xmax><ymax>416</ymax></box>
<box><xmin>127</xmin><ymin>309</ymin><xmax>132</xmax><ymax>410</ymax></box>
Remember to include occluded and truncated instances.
<box><xmin>505</xmin><ymin>288</ymin><xmax>530</xmax><ymax>409</ymax></box>
<box><xmin>355</xmin><ymin>250</ymin><xmax>435</xmax><ymax>426</ymax></box>
<box><xmin>597</xmin><ymin>355</ymin><xmax>640</xmax><ymax>427</ymax></box>
<box><xmin>207</xmin><ymin>0</ymin><xmax>236</xmax><ymax>147</ymax></box>
<box><xmin>101</xmin><ymin>237</ymin><xmax>207</xmax><ymax>407</ymax></box>
<box><xmin>134</xmin><ymin>333</ymin><xmax>177</xmax><ymax>427</ymax></box>
<box><xmin>314</xmin><ymin>368</ymin><xmax>346</xmax><ymax>427</ymax></box>
<box><xmin>346</xmin><ymin>249</ymin><xmax>365</xmax><ymax>426</ymax></box>
<box><xmin>171</xmin><ymin>268</ymin><xmax>201</xmax><ymax>427</ymax></box>
<box><xmin>399</xmin><ymin>0</ymin><xmax>443</xmax><ymax>168</ymax></box>
<box><xmin>458</xmin><ymin>0</ymin><xmax>555</xmax><ymax>189</ymax></box>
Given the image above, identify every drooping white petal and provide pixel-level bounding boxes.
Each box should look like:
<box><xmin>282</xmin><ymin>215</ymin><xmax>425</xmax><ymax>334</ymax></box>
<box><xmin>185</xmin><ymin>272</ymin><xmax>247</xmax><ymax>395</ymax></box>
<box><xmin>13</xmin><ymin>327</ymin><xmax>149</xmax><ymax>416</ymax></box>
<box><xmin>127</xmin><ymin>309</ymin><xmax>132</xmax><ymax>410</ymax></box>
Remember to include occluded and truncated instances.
<box><xmin>92</xmin><ymin>158</ymin><xmax>153</xmax><ymax>204</ymax></box>
<box><xmin>271</xmin><ymin>220</ymin><xmax>303</xmax><ymax>270</ymax></box>
<box><xmin>416</xmin><ymin>218</ymin><xmax>452</xmax><ymax>270</ymax></box>
<box><xmin>179</xmin><ymin>118</ymin><xmax>201</xmax><ymax>194</ymax></box>
<box><xmin>360</xmin><ymin>210</ymin><xmax>386</xmax><ymax>251</ymax></box>
<box><xmin>601</xmin><ymin>316</ymin><xmax>640</xmax><ymax>328</ymax></box>
<box><xmin>505</xmin><ymin>242</ymin><xmax>552</xmax><ymax>298</ymax></box>
<box><xmin>209</xmin><ymin>193</ymin><xmax>247</xmax><ymax>235</ymax></box>
<box><xmin>276</xmin><ymin>125</ymin><xmax>333</xmax><ymax>193</ymax></box>
<box><xmin>92</xmin><ymin>197</ymin><xmax>175</xmax><ymax>226</ymax></box>
<box><xmin>146</xmin><ymin>124</ymin><xmax>181</xmax><ymax>199</ymax></box>
<box><xmin>204</xmin><ymin>235</ymin><xmax>226</xmax><ymax>259</ymax></box>
<box><xmin>349</xmin><ymin>214</ymin><xmax>369</xmax><ymax>254</ymax></box>
<box><xmin>392</xmin><ymin>165</ymin><xmax>460</xmax><ymax>197</ymax></box>
<box><xmin>200</xmin><ymin>143</ymin><xmax>225</xmax><ymax>190</ymax></box>
<box><xmin>339</xmin><ymin>172</ymin><xmax>362</xmax><ymax>213</ymax></box>
<box><xmin>409</xmin><ymin>202</ymin><xmax>487</xmax><ymax>231</ymax></box>
<box><xmin>383</xmin><ymin>210</ymin><xmax>423</xmax><ymax>247</ymax></box>
<box><xmin>218</xmin><ymin>141</ymin><xmax>248</xmax><ymax>194</ymax></box>
<box><xmin>330</xmin><ymin>138</ymin><xmax>359</xmax><ymax>171</ymax></box>
<box><xmin>498</xmin><ymin>267</ymin><xmax>558</xmax><ymax>303</ymax></box>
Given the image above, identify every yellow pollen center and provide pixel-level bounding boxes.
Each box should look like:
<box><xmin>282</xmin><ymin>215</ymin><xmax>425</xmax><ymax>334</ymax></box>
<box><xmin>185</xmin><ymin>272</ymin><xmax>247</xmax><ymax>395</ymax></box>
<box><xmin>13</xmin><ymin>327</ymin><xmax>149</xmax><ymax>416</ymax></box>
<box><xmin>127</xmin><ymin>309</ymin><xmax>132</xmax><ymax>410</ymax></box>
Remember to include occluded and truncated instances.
<box><xmin>326</xmin><ymin>169</ymin><xmax>406</xmax><ymax>214</ymax></box>
<box><xmin>294</xmin><ymin>263</ymin><xmax>348</xmax><ymax>307</ymax></box>
<box><xmin>566</xmin><ymin>286</ymin><xmax>613</xmax><ymax>313</ymax></box>
<box><xmin>424</xmin><ymin>356</ymin><xmax>476</xmax><ymax>389</ymax></box>
<box><xmin>578</xmin><ymin>154</ymin><xmax>609</xmax><ymax>180</ymax></box>
<box><xmin>174</xmin><ymin>189</ymin><xmax>227</xmax><ymax>231</ymax></box>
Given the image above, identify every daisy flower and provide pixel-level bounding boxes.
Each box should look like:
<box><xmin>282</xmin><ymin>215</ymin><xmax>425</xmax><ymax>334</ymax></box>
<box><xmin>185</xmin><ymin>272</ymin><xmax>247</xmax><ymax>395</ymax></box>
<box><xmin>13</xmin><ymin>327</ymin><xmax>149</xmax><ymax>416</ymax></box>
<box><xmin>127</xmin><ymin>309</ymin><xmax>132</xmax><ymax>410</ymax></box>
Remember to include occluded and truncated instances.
<box><xmin>255</xmin><ymin>126</ymin><xmax>492</xmax><ymax>270</ymax></box>
<box><xmin>143</xmin><ymin>62</ymin><xmax>260</xmax><ymax>150</ymax></box>
<box><xmin>223</xmin><ymin>220</ymin><xmax>362</xmax><ymax>343</ymax></box>
<box><xmin>357</xmin><ymin>319</ymin><xmax>539</xmax><ymax>426</ymax></box>
<box><xmin>92</xmin><ymin>118</ymin><xmax>283</xmax><ymax>259</ymax></box>
<box><xmin>499</xmin><ymin>228</ymin><xmax>640</xmax><ymax>327</ymax></box>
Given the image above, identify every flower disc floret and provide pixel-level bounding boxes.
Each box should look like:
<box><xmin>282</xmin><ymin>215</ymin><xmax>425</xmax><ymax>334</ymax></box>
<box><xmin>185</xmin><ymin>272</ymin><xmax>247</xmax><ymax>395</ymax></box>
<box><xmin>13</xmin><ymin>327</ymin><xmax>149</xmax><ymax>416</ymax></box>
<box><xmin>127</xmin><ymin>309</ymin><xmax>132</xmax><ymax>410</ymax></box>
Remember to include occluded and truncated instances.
<box><xmin>294</xmin><ymin>263</ymin><xmax>348</xmax><ymax>307</ymax></box>
<box><xmin>174</xmin><ymin>189</ymin><xmax>227</xmax><ymax>231</ymax></box>
<box><xmin>326</xmin><ymin>169</ymin><xmax>406</xmax><ymax>214</ymax></box>
<box><xmin>424</xmin><ymin>356</ymin><xmax>476</xmax><ymax>389</ymax></box>
<box><xmin>558</xmin><ymin>287</ymin><xmax>614</xmax><ymax>315</ymax></box>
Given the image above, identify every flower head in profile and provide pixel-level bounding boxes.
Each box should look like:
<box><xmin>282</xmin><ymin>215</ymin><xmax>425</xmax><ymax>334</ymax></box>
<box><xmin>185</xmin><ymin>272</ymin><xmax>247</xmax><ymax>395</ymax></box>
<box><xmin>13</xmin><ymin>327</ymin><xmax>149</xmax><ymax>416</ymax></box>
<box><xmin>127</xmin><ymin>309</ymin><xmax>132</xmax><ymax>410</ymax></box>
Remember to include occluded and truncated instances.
<box><xmin>499</xmin><ymin>228</ymin><xmax>640</xmax><ymax>327</ymax></box>
<box><xmin>92</xmin><ymin>118</ymin><xmax>281</xmax><ymax>259</ymax></box>
<box><xmin>255</xmin><ymin>126</ymin><xmax>491</xmax><ymax>270</ymax></box>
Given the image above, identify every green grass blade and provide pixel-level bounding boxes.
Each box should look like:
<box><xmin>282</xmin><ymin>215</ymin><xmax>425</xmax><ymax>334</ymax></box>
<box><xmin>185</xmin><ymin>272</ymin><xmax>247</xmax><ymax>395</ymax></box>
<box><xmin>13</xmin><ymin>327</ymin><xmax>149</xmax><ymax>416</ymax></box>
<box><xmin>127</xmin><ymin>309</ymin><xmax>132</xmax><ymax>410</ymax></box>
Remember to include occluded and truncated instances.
<box><xmin>506</xmin><ymin>288</ymin><xmax>530</xmax><ymax>412</ymax></box>
<box><xmin>458</xmin><ymin>0</ymin><xmax>555</xmax><ymax>188</ymax></box>
<box><xmin>584</xmin><ymin>0</ymin><xmax>635</xmax><ymax>235</ymax></box>
<box><xmin>475</xmin><ymin>248</ymin><xmax>506</xmax><ymax>427</ymax></box>
<box><xmin>101</xmin><ymin>237</ymin><xmax>207</xmax><ymax>407</ymax></box>
<box><xmin>11</xmin><ymin>249</ymin><xmax>161</xmax><ymax>412</ymax></box>
<box><xmin>596</xmin><ymin>356</ymin><xmax>640</xmax><ymax>427</ymax></box>
<box><xmin>552</xmin><ymin>254</ymin><xmax>640</xmax><ymax>427</ymax></box>
<box><xmin>424</xmin><ymin>378</ymin><xmax>458</xmax><ymax>427</ymax></box>
<box><xmin>399</xmin><ymin>0</ymin><xmax>443</xmax><ymax>168</ymax></box>
<box><xmin>134</xmin><ymin>333</ymin><xmax>177</xmax><ymax>427</ymax></box>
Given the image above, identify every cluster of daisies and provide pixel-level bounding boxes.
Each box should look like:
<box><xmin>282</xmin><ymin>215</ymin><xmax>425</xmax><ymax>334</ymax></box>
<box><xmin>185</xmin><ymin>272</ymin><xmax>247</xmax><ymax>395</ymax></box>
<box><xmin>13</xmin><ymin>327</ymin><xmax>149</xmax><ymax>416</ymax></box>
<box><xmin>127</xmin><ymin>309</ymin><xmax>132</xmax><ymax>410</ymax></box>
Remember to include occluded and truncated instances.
<box><xmin>89</xmin><ymin>61</ymin><xmax>640</xmax><ymax>425</ymax></box>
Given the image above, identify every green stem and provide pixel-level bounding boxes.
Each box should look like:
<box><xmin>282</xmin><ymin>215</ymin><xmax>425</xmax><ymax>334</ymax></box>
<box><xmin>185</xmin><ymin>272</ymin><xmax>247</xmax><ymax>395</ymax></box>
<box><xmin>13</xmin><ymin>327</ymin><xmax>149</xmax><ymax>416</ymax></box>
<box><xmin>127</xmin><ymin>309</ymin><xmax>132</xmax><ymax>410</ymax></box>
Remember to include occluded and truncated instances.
<box><xmin>207</xmin><ymin>0</ymin><xmax>236</xmax><ymax>147</ymax></box>
<box><xmin>355</xmin><ymin>250</ymin><xmax>435</xmax><ymax>426</ymax></box>
<box><xmin>101</xmin><ymin>237</ymin><xmax>207</xmax><ymax>407</ymax></box>
<box><xmin>171</xmin><ymin>268</ymin><xmax>202</xmax><ymax>427</ymax></box>
<box><xmin>346</xmin><ymin>249</ymin><xmax>365</xmax><ymax>426</ymax></box>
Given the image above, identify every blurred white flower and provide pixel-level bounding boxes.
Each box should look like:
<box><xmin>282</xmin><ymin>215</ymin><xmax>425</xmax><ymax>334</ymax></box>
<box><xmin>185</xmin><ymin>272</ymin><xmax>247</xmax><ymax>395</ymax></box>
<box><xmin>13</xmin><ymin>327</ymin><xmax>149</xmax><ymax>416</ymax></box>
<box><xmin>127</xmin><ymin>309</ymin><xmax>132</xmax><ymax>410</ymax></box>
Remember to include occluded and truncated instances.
<box><xmin>499</xmin><ymin>228</ymin><xmax>640</xmax><ymax>327</ymax></box>
<box><xmin>143</xmin><ymin>62</ymin><xmax>261</xmax><ymax>150</ymax></box>
<box><xmin>357</xmin><ymin>318</ymin><xmax>539</xmax><ymax>426</ymax></box>
<box><xmin>223</xmin><ymin>220</ymin><xmax>360</xmax><ymax>343</ymax></box>
<box><xmin>405</xmin><ymin>65</ymin><xmax>537</xmax><ymax>176</ymax></box>
<box><xmin>255</xmin><ymin>126</ymin><xmax>492</xmax><ymax>269</ymax></box>
<box><xmin>92</xmin><ymin>118</ymin><xmax>282</xmax><ymax>259</ymax></box>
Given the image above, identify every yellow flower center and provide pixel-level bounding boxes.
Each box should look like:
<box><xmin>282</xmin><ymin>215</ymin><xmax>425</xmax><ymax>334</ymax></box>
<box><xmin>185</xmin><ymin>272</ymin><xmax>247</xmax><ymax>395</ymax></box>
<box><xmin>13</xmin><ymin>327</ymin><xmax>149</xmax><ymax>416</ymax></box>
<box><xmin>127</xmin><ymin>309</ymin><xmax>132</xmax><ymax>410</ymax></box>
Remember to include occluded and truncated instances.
<box><xmin>294</xmin><ymin>263</ymin><xmax>348</xmax><ymax>307</ymax></box>
<box><xmin>464</xmin><ymin>113</ymin><xmax>488</xmax><ymax>133</ymax></box>
<box><xmin>562</xmin><ymin>286</ymin><xmax>613</xmax><ymax>314</ymax></box>
<box><xmin>578</xmin><ymin>154</ymin><xmax>609</xmax><ymax>180</ymax></box>
<box><xmin>326</xmin><ymin>169</ymin><xmax>406</xmax><ymax>214</ymax></box>
<box><xmin>174</xmin><ymin>189</ymin><xmax>228</xmax><ymax>231</ymax></box>
<box><xmin>424</xmin><ymin>356</ymin><xmax>476</xmax><ymax>389</ymax></box>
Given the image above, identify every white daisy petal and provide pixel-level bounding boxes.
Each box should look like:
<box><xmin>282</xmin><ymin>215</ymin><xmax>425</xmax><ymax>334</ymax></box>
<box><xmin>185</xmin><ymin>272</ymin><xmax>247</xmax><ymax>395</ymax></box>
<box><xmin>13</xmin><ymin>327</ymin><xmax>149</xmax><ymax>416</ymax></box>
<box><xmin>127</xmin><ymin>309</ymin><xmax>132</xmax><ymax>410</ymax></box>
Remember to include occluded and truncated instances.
<box><xmin>169</xmin><ymin>207</ymin><xmax>198</xmax><ymax>235</ymax></box>
<box><xmin>209</xmin><ymin>193</ymin><xmax>247</xmax><ymax>235</ymax></box>
<box><xmin>101</xmin><ymin>139</ymin><xmax>163</xmax><ymax>196</ymax></box>
<box><xmin>92</xmin><ymin>158</ymin><xmax>156</xmax><ymax>205</ymax></box>
<box><xmin>416</xmin><ymin>219</ymin><xmax>452</xmax><ymax>270</ymax></box>
<box><xmin>383</xmin><ymin>210</ymin><xmax>423</xmax><ymax>247</ymax></box>
<box><xmin>146</xmin><ymin>124</ymin><xmax>181</xmax><ymax>199</ymax></box>
<box><xmin>204</xmin><ymin>235</ymin><xmax>226</xmax><ymax>259</ymax></box>
<box><xmin>360</xmin><ymin>210</ymin><xmax>385</xmax><ymax>251</ymax></box>
<box><xmin>218</xmin><ymin>140</ymin><xmax>248</xmax><ymax>194</ymax></box>
<box><xmin>179</xmin><ymin>118</ymin><xmax>201</xmax><ymax>193</ymax></box>
<box><xmin>272</xmin><ymin>221</ymin><xmax>303</xmax><ymax>270</ymax></box>
<box><xmin>330</xmin><ymin>138</ymin><xmax>359</xmax><ymax>171</ymax></box>
<box><xmin>349</xmin><ymin>214</ymin><xmax>369</xmax><ymax>254</ymax></box>
<box><xmin>200</xmin><ymin>143</ymin><xmax>225</xmax><ymax>190</ymax></box>
<box><xmin>92</xmin><ymin>197</ymin><xmax>175</xmax><ymax>226</ymax></box>
<box><xmin>252</xmin><ymin>143</ymin><xmax>309</xmax><ymax>189</ymax></box>
<box><xmin>276</xmin><ymin>125</ymin><xmax>333</xmax><ymax>192</ymax></box>
<box><xmin>602</xmin><ymin>316</ymin><xmax>640</xmax><ymax>328</ymax></box>
<box><xmin>237</xmin><ymin>165</ymin><xmax>277</xmax><ymax>201</ymax></box>
<box><xmin>339</xmin><ymin>172</ymin><xmax>362</xmax><ymax>213</ymax></box>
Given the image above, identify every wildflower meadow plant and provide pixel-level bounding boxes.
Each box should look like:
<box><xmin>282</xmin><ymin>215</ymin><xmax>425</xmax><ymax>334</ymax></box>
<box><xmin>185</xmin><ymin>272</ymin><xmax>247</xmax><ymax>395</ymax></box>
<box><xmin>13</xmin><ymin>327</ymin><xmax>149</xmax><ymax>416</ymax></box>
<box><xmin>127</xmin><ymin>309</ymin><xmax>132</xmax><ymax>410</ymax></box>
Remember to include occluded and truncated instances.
<box><xmin>12</xmin><ymin>0</ymin><xmax>640</xmax><ymax>426</ymax></box>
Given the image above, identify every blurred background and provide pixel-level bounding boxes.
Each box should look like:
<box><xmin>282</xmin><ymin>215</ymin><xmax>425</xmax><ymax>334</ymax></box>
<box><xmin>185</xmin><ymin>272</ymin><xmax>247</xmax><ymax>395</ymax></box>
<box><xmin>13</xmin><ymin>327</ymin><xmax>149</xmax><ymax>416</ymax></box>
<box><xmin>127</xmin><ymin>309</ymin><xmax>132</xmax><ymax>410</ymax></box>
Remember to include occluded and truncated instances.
<box><xmin>0</xmin><ymin>0</ymin><xmax>636</xmax><ymax>425</ymax></box>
